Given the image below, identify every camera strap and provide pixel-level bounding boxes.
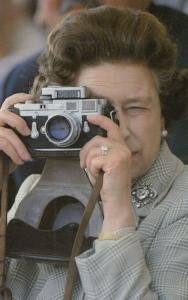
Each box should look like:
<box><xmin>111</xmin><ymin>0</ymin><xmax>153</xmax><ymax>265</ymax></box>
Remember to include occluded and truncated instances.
<box><xmin>64</xmin><ymin>171</ymin><xmax>103</xmax><ymax>300</ymax></box>
<box><xmin>0</xmin><ymin>155</ymin><xmax>12</xmax><ymax>300</ymax></box>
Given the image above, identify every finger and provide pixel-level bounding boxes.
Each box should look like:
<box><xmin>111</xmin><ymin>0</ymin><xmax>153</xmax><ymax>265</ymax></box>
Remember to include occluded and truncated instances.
<box><xmin>86</xmin><ymin>154</ymin><xmax>107</xmax><ymax>179</ymax></box>
<box><xmin>84</xmin><ymin>146</ymin><xmax>101</xmax><ymax>170</ymax></box>
<box><xmin>0</xmin><ymin>127</ymin><xmax>32</xmax><ymax>162</ymax></box>
<box><xmin>0</xmin><ymin>110</ymin><xmax>30</xmax><ymax>136</ymax></box>
<box><xmin>84</xmin><ymin>168</ymin><xmax>96</xmax><ymax>186</ymax></box>
<box><xmin>87</xmin><ymin>114</ymin><xmax>124</xmax><ymax>141</ymax></box>
<box><xmin>0</xmin><ymin>137</ymin><xmax>24</xmax><ymax>165</ymax></box>
<box><xmin>80</xmin><ymin>136</ymin><xmax>112</xmax><ymax>167</ymax></box>
<box><xmin>1</xmin><ymin>93</ymin><xmax>33</xmax><ymax>110</ymax></box>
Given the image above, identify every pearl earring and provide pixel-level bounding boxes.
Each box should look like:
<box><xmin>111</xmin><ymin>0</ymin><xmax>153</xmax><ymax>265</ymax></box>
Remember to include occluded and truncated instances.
<box><xmin>161</xmin><ymin>128</ymin><xmax>168</xmax><ymax>138</ymax></box>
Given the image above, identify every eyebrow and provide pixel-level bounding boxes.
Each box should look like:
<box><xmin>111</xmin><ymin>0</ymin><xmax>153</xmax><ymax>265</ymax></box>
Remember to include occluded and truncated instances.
<box><xmin>121</xmin><ymin>97</ymin><xmax>153</xmax><ymax>106</ymax></box>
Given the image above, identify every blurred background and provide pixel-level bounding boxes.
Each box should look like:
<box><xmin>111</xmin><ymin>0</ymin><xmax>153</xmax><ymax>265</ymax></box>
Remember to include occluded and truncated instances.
<box><xmin>154</xmin><ymin>0</ymin><xmax>188</xmax><ymax>14</ymax></box>
<box><xmin>0</xmin><ymin>0</ymin><xmax>47</xmax><ymax>80</ymax></box>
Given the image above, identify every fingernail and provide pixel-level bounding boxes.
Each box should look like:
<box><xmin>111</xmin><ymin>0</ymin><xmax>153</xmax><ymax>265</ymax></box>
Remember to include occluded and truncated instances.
<box><xmin>26</xmin><ymin>158</ymin><xmax>33</xmax><ymax>162</ymax></box>
<box><xmin>86</xmin><ymin>115</ymin><xmax>93</xmax><ymax>121</ymax></box>
<box><xmin>24</xmin><ymin>153</ymin><xmax>32</xmax><ymax>161</ymax></box>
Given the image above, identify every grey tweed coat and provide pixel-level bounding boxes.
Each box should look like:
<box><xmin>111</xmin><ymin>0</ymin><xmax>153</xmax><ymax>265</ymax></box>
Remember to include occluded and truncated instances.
<box><xmin>6</xmin><ymin>141</ymin><xmax>188</xmax><ymax>299</ymax></box>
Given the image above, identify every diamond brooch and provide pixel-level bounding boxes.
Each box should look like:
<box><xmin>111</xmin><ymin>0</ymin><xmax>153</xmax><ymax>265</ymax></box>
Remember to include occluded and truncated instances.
<box><xmin>131</xmin><ymin>184</ymin><xmax>157</xmax><ymax>208</ymax></box>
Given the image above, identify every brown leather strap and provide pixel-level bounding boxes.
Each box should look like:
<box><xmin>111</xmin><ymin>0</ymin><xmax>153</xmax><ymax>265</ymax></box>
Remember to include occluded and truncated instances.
<box><xmin>0</xmin><ymin>155</ymin><xmax>12</xmax><ymax>300</ymax></box>
<box><xmin>0</xmin><ymin>286</ymin><xmax>12</xmax><ymax>300</ymax></box>
<box><xmin>64</xmin><ymin>171</ymin><xmax>103</xmax><ymax>300</ymax></box>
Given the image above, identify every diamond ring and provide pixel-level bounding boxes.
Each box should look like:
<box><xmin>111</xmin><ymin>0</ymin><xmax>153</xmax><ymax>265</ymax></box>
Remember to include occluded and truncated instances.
<box><xmin>100</xmin><ymin>145</ymin><xmax>109</xmax><ymax>156</ymax></box>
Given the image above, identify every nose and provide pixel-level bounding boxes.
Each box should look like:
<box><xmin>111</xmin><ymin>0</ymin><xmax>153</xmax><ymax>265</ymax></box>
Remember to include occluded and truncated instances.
<box><xmin>118</xmin><ymin>114</ymin><xmax>130</xmax><ymax>139</ymax></box>
<box><xmin>120</xmin><ymin>122</ymin><xmax>130</xmax><ymax>139</ymax></box>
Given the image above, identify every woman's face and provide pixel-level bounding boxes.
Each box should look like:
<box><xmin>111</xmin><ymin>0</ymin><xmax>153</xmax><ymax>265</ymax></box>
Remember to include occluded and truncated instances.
<box><xmin>77</xmin><ymin>62</ymin><xmax>163</xmax><ymax>179</ymax></box>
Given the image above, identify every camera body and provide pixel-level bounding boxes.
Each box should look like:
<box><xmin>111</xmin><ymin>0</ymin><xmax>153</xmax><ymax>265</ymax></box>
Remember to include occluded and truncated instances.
<box><xmin>11</xmin><ymin>86</ymin><xmax>107</xmax><ymax>158</ymax></box>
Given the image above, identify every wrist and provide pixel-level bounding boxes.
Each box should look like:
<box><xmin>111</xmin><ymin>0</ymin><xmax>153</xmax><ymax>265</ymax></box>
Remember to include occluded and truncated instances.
<box><xmin>102</xmin><ymin>201</ymin><xmax>135</xmax><ymax>232</ymax></box>
<box><xmin>99</xmin><ymin>226</ymin><xmax>135</xmax><ymax>241</ymax></box>
<box><xmin>102</xmin><ymin>213</ymin><xmax>135</xmax><ymax>232</ymax></box>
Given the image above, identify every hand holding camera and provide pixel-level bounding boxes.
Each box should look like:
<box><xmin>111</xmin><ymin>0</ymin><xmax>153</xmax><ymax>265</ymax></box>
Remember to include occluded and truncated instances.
<box><xmin>80</xmin><ymin>113</ymin><xmax>134</xmax><ymax>232</ymax></box>
<box><xmin>0</xmin><ymin>93</ymin><xmax>32</xmax><ymax>166</ymax></box>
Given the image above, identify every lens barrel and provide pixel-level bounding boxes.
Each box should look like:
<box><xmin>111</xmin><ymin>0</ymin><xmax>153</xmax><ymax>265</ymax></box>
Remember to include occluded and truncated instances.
<box><xmin>44</xmin><ymin>114</ymin><xmax>81</xmax><ymax>147</ymax></box>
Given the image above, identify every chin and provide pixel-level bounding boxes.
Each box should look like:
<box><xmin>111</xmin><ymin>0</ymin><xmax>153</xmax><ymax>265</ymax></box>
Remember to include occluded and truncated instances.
<box><xmin>131</xmin><ymin>152</ymin><xmax>152</xmax><ymax>178</ymax></box>
<box><xmin>131</xmin><ymin>169</ymin><xmax>142</xmax><ymax>180</ymax></box>
<box><xmin>131</xmin><ymin>160</ymin><xmax>150</xmax><ymax>179</ymax></box>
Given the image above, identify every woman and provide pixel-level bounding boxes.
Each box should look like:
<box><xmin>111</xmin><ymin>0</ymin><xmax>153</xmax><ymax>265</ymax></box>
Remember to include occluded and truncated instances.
<box><xmin>1</xmin><ymin>5</ymin><xmax>188</xmax><ymax>299</ymax></box>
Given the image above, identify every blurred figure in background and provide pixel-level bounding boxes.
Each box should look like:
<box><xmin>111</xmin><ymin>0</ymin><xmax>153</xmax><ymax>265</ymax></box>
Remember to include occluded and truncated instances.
<box><xmin>0</xmin><ymin>0</ymin><xmax>13</xmax><ymax>58</ymax></box>
<box><xmin>0</xmin><ymin>0</ymin><xmax>45</xmax><ymax>81</ymax></box>
<box><xmin>34</xmin><ymin>0</ymin><xmax>87</xmax><ymax>31</ymax></box>
<box><xmin>34</xmin><ymin>0</ymin><xmax>63</xmax><ymax>30</ymax></box>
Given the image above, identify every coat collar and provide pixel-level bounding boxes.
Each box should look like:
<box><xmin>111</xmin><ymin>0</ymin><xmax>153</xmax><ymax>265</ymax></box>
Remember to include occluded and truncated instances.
<box><xmin>131</xmin><ymin>141</ymin><xmax>184</xmax><ymax>218</ymax></box>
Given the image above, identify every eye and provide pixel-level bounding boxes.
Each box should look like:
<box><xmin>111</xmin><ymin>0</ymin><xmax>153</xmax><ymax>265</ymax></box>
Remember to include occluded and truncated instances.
<box><xmin>123</xmin><ymin>106</ymin><xmax>147</xmax><ymax>114</ymax></box>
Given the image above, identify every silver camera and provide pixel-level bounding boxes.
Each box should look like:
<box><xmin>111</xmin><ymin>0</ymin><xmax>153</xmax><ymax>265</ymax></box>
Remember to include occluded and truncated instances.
<box><xmin>11</xmin><ymin>86</ymin><xmax>107</xmax><ymax>158</ymax></box>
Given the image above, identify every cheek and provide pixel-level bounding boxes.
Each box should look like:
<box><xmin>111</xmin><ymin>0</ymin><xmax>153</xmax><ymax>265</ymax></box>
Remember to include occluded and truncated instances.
<box><xmin>132</xmin><ymin>132</ymin><xmax>161</xmax><ymax>178</ymax></box>
<box><xmin>140</xmin><ymin>122</ymin><xmax>162</xmax><ymax>164</ymax></box>
<box><xmin>129</xmin><ymin>118</ymin><xmax>162</xmax><ymax>178</ymax></box>
<box><xmin>132</xmin><ymin>117</ymin><xmax>162</xmax><ymax>158</ymax></box>
<box><xmin>131</xmin><ymin>115</ymin><xmax>161</xmax><ymax>139</ymax></box>
<box><xmin>142</xmin><ymin>120</ymin><xmax>162</xmax><ymax>148</ymax></box>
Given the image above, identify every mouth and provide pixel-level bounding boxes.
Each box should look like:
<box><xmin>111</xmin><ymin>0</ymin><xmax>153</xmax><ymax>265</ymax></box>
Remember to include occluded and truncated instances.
<box><xmin>132</xmin><ymin>151</ymin><xmax>139</xmax><ymax>157</ymax></box>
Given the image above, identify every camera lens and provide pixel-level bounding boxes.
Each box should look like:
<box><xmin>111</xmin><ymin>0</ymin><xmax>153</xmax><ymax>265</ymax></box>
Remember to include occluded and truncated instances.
<box><xmin>47</xmin><ymin>116</ymin><xmax>71</xmax><ymax>141</ymax></box>
<box><xmin>44</xmin><ymin>114</ymin><xmax>81</xmax><ymax>147</ymax></box>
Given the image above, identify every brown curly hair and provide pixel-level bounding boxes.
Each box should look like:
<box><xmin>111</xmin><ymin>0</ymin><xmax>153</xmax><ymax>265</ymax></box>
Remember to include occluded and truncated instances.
<box><xmin>161</xmin><ymin>69</ymin><xmax>188</xmax><ymax>128</ymax></box>
<box><xmin>32</xmin><ymin>5</ymin><xmax>179</xmax><ymax>128</ymax></box>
